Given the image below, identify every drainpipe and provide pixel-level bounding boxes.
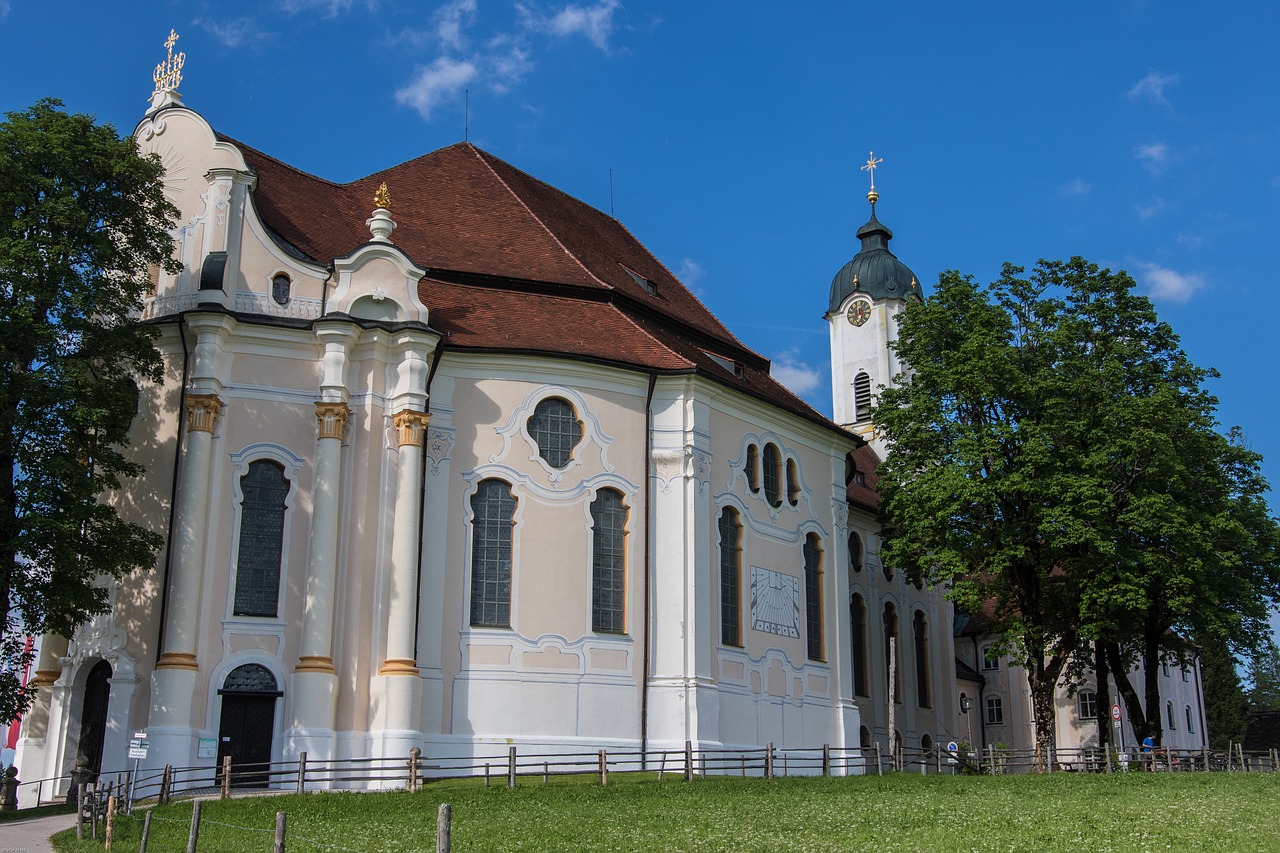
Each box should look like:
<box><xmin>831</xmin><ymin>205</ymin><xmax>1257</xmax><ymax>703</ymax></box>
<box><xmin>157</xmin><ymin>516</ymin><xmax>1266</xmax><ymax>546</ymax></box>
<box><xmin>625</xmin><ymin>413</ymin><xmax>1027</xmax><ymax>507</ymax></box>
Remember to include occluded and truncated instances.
<box><xmin>640</xmin><ymin>370</ymin><xmax>657</xmax><ymax>768</ymax></box>
<box><xmin>411</xmin><ymin>343</ymin><xmax>446</xmax><ymax>663</ymax></box>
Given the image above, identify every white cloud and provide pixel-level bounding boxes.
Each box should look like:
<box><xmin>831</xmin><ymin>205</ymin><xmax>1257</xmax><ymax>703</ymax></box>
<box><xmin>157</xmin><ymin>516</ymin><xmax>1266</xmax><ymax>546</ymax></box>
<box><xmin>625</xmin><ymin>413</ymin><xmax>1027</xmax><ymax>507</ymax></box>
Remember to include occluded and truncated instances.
<box><xmin>277</xmin><ymin>0</ymin><xmax>369</xmax><ymax>16</ymax></box>
<box><xmin>519</xmin><ymin>0</ymin><xmax>621</xmax><ymax>50</ymax></box>
<box><xmin>1134</xmin><ymin>142</ymin><xmax>1170</xmax><ymax>174</ymax></box>
<box><xmin>0</xmin><ymin>2</ymin><xmax>10</xmax><ymax>20</ymax></box>
<box><xmin>1175</xmin><ymin>232</ymin><xmax>1204</xmax><ymax>249</ymax></box>
<box><xmin>433</xmin><ymin>0</ymin><xmax>477</xmax><ymax>51</ymax></box>
<box><xmin>395</xmin><ymin>57</ymin><xmax>478</xmax><ymax>120</ymax></box>
<box><xmin>1135</xmin><ymin>198</ymin><xmax>1166</xmax><ymax>220</ymax></box>
<box><xmin>194</xmin><ymin>17</ymin><xmax>265</xmax><ymax>49</ymax></box>
<box><xmin>486</xmin><ymin>36</ymin><xmax>534</xmax><ymax>92</ymax></box>
<box><xmin>1058</xmin><ymin>178</ymin><xmax>1091</xmax><ymax>197</ymax></box>
<box><xmin>1127</xmin><ymin>69</ymin><xmax>1179</xmax><ymax>106</ymax></box>
<box><xmin>673</xmin><ymin>258</ymin><xmax>704</xmax><ymax>287</ymax></box>
<box><xmin>1134</xmin><ymin>261</ymin><xmax>1204</xmax><ymax>303</ymax></box>
<box><xmin>771</xmin><ymin>350</ymin><xmax>823</xmax><ymax>398</ymax></box>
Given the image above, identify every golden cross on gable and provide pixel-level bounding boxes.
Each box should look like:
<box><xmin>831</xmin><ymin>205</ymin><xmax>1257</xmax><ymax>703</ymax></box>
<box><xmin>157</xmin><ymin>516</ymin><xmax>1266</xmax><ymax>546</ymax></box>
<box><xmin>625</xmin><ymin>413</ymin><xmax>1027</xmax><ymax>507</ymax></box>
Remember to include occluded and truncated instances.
<box><xmin>860</xmin><ymin>151</ymin><xmax>883</xmax><ymax>192</ymax></box>
<box><xmin>152</xmin><ymin>28</ymin><xmax>186</xmax><ymax>95</ymax></box>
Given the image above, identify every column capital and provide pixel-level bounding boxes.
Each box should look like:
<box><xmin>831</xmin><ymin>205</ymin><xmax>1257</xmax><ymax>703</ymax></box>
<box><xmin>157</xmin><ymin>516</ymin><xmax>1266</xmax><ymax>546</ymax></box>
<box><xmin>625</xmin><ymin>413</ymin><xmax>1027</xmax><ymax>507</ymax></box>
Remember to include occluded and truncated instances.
<box><xmin>392</xmin><ymin>409</ymin><xmax>430</xmax><ymax>447</ymax></box>
<box><xmin>296</xmin><ymin>655</ymin><xmax>336</xmax><ymax>674</ymax></box>
<box><xmin>185</xmin><ymin>394</ymin><xmax>223</xmax><ymax>433</ymax></box>
<box><xmin>156</xmin><ymin>652</ymin><xmax>199</xmax><ymax>671</ymax></box>
<box><xmin>315</xmin><ymin>401</ymin><xmax>350</xmax><ymax>440</ymax></box>
<box><xmin>31</xmin><ymin>669</ymin><xmax>61</xmax><ymax>687</ymax></box>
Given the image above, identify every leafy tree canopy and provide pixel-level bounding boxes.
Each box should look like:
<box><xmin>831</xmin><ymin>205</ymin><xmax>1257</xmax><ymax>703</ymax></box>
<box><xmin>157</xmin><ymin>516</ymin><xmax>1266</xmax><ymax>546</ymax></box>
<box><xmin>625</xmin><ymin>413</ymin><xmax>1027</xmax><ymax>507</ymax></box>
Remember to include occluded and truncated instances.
<box><xmin>0</xmin><ymin>99</ymin><xmax>179</xmax><ymax>722</ymax></box>
<box><xmin>876</xmin><ymin>258</ymin><xmax>1280</xmax><ymax>752</ymax></box>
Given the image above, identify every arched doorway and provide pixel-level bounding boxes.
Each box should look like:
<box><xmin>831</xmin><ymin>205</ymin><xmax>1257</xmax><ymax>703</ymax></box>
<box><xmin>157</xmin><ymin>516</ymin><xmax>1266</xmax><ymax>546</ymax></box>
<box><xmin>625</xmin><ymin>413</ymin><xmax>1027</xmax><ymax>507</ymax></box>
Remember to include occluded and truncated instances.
<box><xmin>76</xmin><ymin>660</ymin><xmax>112</xmax><ymax>778</ymax></box>
<box><xmin>216</xmin><ymin>664</ymin><xmax>280</xmax><ymax>788</ymax></box>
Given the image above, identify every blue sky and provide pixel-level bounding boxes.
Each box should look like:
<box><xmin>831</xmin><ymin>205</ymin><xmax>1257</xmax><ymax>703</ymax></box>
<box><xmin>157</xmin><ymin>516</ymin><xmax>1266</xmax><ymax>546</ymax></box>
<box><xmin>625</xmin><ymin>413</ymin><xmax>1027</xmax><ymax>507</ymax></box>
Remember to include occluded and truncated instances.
<box><xmin>3</xmin><ymin>2</ymin><xmax>1279</xmax><ymax>637</ymax></box>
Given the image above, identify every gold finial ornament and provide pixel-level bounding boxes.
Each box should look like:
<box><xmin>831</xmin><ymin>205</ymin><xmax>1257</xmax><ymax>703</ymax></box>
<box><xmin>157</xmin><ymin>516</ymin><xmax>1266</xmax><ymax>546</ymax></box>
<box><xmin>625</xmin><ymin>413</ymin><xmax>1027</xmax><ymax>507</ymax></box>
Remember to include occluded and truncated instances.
<box><xmin>152</xmin><ymin>29</ymin><xmax>186</xmax><ymax>95</ymax></box>
<box><xmin>374</xmin><ymin>182</ymin><xmax>392</xmax><ymax>211</ymax></box>
<box><xmin>861</xmin><ymin>151</ymin><xmax>883</xmax><ymax>205</ymax></box>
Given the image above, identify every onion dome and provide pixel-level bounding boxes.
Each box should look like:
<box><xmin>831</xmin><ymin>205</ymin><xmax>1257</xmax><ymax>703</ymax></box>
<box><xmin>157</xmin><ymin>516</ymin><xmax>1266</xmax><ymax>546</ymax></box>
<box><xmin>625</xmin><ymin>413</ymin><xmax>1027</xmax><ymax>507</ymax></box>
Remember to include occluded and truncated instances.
<box><xmin>828</xmin><ymin>210</ymin><xmax>922</xmax><ymax>313</ymax></box>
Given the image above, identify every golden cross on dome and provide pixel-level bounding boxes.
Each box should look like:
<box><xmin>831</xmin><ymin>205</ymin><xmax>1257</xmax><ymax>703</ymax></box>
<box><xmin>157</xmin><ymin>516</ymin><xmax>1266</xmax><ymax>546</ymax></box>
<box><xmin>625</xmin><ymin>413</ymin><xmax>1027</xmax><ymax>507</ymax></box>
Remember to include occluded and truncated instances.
<box><xmin>152</xmin><ymin>28</ymin><xmax>186</xmax><ymax>95</ymax></box>
<box><xmin>860</xmin><ymin>151</ymin><xmax>883</xmax><ymax>205</ymax></box>
<box><xmin>374</xmin><ymin>182</ymin><xmax>392</xmax><ymax>211</ymax></box>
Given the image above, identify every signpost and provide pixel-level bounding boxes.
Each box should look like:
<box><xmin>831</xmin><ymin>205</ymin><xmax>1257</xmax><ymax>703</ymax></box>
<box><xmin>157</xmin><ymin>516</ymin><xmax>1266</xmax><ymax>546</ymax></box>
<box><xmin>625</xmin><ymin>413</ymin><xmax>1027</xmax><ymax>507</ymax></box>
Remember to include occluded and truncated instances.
<box><xmin>126</xmin><ymin>732</ymin><xmax>148</xmax><ymax>813</ymax></box>
<box><xmin>1111</xmin><ymin>703</ymin><xmax>1125</xmax><ymax>768</ymax></box>
<box><xmin>945</xmin><ymin>741</ymin><xmax>959</xmax><ymax>770</ymax></box>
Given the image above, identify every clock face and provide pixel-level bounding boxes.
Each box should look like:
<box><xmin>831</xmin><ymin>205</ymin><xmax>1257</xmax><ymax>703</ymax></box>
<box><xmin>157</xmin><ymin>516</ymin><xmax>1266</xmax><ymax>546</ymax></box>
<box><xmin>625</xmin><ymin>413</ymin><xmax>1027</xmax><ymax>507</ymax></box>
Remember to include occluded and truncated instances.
<box><xmin>847</xmin><ymin>300</ymin><xmax>872</xmax><ymax>327</ymax></box>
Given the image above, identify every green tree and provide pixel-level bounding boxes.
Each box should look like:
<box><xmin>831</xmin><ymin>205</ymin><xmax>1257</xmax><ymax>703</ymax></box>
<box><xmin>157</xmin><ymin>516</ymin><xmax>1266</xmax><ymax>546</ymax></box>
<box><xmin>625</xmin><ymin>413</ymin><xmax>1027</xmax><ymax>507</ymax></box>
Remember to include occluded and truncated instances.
<box><xmin>1247</xmin><ymin>640</ymin><xmax>1280</xmax><ymax>711</ymax></box>
<box><xmin>875</xmin><ymin>258</ymin><xmax>1279</xmax><ymax>756</ymax></box>
<box><xmin>1199</xmin><ymin>636</ymin><xmax>1249</xmax><ymax>749</ymax></box>
<box><xmin>0</xmin><ymin>99</ymin><xmax>179</xmax><ymax>723</ymax></box>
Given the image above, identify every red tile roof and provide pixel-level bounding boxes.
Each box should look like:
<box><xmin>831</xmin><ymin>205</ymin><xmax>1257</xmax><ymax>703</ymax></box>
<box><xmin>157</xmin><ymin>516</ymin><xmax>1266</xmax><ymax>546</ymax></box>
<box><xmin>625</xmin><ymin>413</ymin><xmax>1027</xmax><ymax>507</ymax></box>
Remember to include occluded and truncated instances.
<box><xmin>226</xmin><ymin>134</ymin><xmax>852</xmax><ymax>438</ymax></box>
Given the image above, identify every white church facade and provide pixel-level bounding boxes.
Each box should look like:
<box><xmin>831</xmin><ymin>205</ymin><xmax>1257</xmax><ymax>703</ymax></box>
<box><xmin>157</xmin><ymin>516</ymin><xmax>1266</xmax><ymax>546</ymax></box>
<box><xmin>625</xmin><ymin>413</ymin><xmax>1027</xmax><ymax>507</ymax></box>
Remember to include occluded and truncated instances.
<box><xmin>14</xmin><ymin>53</ymin><xmax>959</xmax><ymax>789</ymax></box>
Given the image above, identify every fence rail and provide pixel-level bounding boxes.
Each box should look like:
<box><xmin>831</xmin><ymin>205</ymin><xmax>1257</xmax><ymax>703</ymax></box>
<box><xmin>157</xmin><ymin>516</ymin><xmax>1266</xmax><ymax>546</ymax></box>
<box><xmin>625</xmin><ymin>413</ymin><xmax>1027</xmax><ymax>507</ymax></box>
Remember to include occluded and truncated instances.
<box><xmin>5</xmin><ymin>740</ymin><xmax>1278</xmax><ymax>816</ymax></box>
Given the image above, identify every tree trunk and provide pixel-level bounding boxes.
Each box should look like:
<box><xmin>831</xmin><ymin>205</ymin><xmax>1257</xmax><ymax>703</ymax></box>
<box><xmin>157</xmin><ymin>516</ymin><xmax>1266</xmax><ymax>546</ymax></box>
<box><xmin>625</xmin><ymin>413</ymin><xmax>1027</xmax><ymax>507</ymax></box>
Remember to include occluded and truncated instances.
<box><xmin>1141</xmin><ymin>614</ymin><xmax>1165</xmax><ymax>746</ymax></box>
<box><xmin>1094</xmin><ymin>639</ymin><xmax>1111</xmax><ymax>748</ymax></box>
<box><xmin>1106</xmin><ymin>643</ymin><xmax>1153</xmax><ymax>745</ymax></box>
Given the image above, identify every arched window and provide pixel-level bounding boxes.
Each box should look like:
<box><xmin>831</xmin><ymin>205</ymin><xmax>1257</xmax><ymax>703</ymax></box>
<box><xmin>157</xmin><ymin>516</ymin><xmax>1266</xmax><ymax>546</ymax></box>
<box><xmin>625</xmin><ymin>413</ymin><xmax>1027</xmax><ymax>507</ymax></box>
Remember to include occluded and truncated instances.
<box><xmin>591</xmin><ymin>489</ymin><xmax>628</xmax><ymax>633</ymax></box>
<box><xmin>271</xmin><ymin>273</ymin><xmax>291</xmax><ymax>306</ymax></box>
<box><xmin>803</xmin><ymin>534</ymin><xmax>824</xmax><ymax>661</ymax></box>
<box><xmin>921</xmin><ymin>734</ymin><xmax>933</xmax><ymax>752</ymax></box>
<box><xmin>1077</xmin><ymin>690</ymin><xmax>1098</xmax><ymax>720</ymax></box>
<box><xmin>883</xmin><ymin>602</ymin><xmax>900</xmax><ymax>703</ymax></box>
<box><xmin>913</xmin><ymin>610</ymin><xmax>930</xmax><ymax>708</ymax></box>
<box><xmin>762</xmin><ymin>443</ymin><xmax>782</xmax><ymax>507</ymax></box>
<box><xmin>233</xmin><ymin>460</ymin><xmax>290</xmax><ymax>617</ymax></box>
<box><xmin>527</xmin><ymin>397</ymin><xmax>582</xmax><ymax>468</ymax></box>
<box><xmin>221</xmin><ymin>663</ymin><xmax>279</xmax><ymax>694</ymax></box>
<box><xmin>470</xmin><ymin>479</ymin><xmax>516</xmax><ymax>627</ymax></box>
<box><xmin>785</xmin><ymin>458</ymin><xmax>800</xmax><ymax>505</ymax></box>
<box><xmin>986</xmin><ymin>695</ymin><xmax>1003</xmax><ymax>725</ymax></box>
<box><xmin>744</xmin><ymin>445</ymin><xmax>760</xmax><ymax>493</ymax></box>
<box><xmin>854</xmin><ymin>372</ymin><xmax>872</xmax><ymax>422</ymax></box>
<box><xmin>1167</xmin><ymin>700</ymin><xmax>1177</xmax><ymax>730</ymax></box>
<box><xmin>1185</xmin><ymin>705</ymin><xmax>1194</xmax><ymax>733</ymax></box>
<box><xmin>849</xmin><ymin>532</ymin><xmax>863</xmax><ymax>573</ymax></box>
<box><xmin>850</xmin><ymin>593</ymin><xmax>868</xmax><ymax>696</ymax></box>
<box><xmin>719</xmin><ymin>508</ymin><xmax>742</xmax><ymax>646</ymax></box>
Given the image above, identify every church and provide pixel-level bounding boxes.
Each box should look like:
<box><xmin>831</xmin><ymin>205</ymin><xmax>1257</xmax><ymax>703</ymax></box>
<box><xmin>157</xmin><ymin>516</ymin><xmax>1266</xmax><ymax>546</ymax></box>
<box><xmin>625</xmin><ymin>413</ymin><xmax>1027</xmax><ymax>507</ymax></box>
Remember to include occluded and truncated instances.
<box><xmin>14</xmin><ymin>37</ymin><xmax>959</xmax><ymax>789</ymax></box>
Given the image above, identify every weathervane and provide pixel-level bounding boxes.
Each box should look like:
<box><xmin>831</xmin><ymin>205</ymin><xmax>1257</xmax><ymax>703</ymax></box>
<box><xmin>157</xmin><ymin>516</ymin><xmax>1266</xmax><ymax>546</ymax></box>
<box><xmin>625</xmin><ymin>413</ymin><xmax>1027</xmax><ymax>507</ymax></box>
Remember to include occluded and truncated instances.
<box><xmin>861</xmin><ymin>151</ymin><xmax>883</xmax><ymax>206</ymax></box>
<box><xmin>152</xmin><ymin>29</ymin><xmax>185</xmax><ymax>95</ymax></box>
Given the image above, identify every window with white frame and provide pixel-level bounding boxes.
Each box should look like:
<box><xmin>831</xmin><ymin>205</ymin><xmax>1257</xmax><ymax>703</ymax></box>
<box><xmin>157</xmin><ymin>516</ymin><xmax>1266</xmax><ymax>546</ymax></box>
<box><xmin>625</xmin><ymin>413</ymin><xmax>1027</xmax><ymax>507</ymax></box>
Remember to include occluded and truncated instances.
<box><xmin>1166</xmin><ymin>700</ymin><xmax>1176</xmax><ymax>730</ymax></box>
<box><xmin>986</xmin><ymin>695</ymin><xmax>1004</xmax><ymax>725</ymax></box>
<box><xmin>470</xmin><ymin>479</ymin><xmax>516</xmax><ymax>627</ymax></box>
<box><xmin>590</xmin><ymin>489</ymin><xmax>628</xmax><ymax>634</ymax></box>
<box><xmin>1077</xmin><ymin>690</ymin><xmax>1098</xmax><ymax>721</ymax></box>
<box><xmin>233</xmin><ymin>460</ymin><xmax>290</xmax><ymax>617</ymax></box>
<box><xmin>1186</xmin><ymin>705</ymin><xmax>1194</xmax><ymax>733</ymax></box>
<box><xmin>803</xmin><ymin>533</ymin><xmax>824</xmax><ymax>661</ymax></box>
<box><xmin>719</xmin><ymin>508</ymin><xmax>742</xmax><ymax>646</ymax></box>
<box><xmin>762</xmin><ymin>443</ymin><xmax>782</xmax><ymax>507</ymax></box>
<box><xmin>527</xmin><ymin>397</ymin><xmax>582</xmax><ymax>469</ymax></box>
<box><xmin>981</xmin><ymin>645</ymin><xmax>999</xmax><ymax>671</ymax></box>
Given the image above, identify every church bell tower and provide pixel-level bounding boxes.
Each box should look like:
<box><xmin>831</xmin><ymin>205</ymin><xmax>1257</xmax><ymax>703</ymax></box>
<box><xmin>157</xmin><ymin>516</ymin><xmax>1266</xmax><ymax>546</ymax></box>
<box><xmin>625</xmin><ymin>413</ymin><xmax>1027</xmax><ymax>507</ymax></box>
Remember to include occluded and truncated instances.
<box><xmin>826</xmin><ymin>153</ymin><xmax>922</xmax><ymax>456</ymax></box>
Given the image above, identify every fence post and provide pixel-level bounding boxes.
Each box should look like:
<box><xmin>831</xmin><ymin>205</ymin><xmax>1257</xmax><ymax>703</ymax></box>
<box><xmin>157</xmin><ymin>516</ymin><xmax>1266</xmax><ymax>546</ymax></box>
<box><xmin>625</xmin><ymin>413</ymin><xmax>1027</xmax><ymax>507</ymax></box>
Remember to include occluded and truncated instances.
<box><xmin>1047</xmin><ymin>747</ymin><xmax>1054</xmax><ymax>774</ymax></box>
<box><xmin>873</xmin><ymin>743</ymin><xmax>882</xmax><ymax>777</ymax></box>
<box><xmin>409</xmin><ymin>747</ymin><xmax>421</xmax><ymax>792</ymax></box>
<box><xmin>822</xmin><ymin>744</ymin><xmax>831</xmax><ymax>777</ymax></box>
<box><xmin>507</xmin><ymin>746</ymin><xmax>517</xmax><ymax>789</ymax></box>
<box><xmin>437</xmin><ymin>803</ymin><xmax>452</xmax><ymax>853</ymax></box>
<box><xmin>1105</xmin><ymin>748</ymin><xmax>1113</xmax><ymax>774</ymax></box>
<box><xmin>658</xmin><ymin>751</ymin><xmax>665</xmax><ymax>782</ymax></box>
<box><xmin>186</xmin><ymin>800</ymin><xmax>202</xmax><ymax>853</ymax></box>
<box><xmin>764</xmin><ymin>742</ymin><xmax>774</xmax><ymax>779</ymax></box>
<box><xmin>598</xmin><ymin>749</ymin><xmax>608</xmax><ymax>786</ymax></box>
<box><xmin>543</xmin><ymin>763</ymin><xmax>548</xmax><ymax>785</ymax></box>
<box><xmin>989</xmin><ymin>743</ymin><xmax>997</xmax><ymax>776</ymax></box>
<box><xmin>936</xmin><ymin>746</ymin><xmax>942</xmax><ymax>775</ymax></box>
<box><xmin>297</xmin><ymin>751</ymin><xmax>308</xmax><ymax>794</ymax></box>
<box><xmin>140</xmin><ymin>810</ymin><xmax>154</xmax><ymax>853</ymax></box>
<box><xmin>160</xmin><ymin>765</ymin><xmax>172</xmax><ymax>805</ymax></box>
<box><xmin>484</xmin><ymin>763</ymin><xmax>490</xmax><ymax>788</ymax></box>
<box><xmin>684</xmin><ymin>741</ymin><xmax>694</xmax><ymax>782</ymax></box>
<box><xmin>741</xmin><ymin>755</ymin><xmax>746</xmax><ymax>777</ymax></box>
<box><xmin>105</xmin><ymin>794</ymin><xmax>116</xmax><ymax>851</ymax></box>
<box><xmin>1238</xmin><ymin>743</ymin><xmax>1248</xmax><ymax>772</ymax></box>
<box><xmin>76</xmin><ymin>783</ymin><xmax>85</xmax><ymax>839</ymax></box>
<box><xmin>274</xmin><ymin>811</ymin><xmax>287</xmax><ymax>853</ymax></box>
<box><xmin>221</xmin><ymin>755</ymin><xmax>232</xmax><ymax>799</ymax></box>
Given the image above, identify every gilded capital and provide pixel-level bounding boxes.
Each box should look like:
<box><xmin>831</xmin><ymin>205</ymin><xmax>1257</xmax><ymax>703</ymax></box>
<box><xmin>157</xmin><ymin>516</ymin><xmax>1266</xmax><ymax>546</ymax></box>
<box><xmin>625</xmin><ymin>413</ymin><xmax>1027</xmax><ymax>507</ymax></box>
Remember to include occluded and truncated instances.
<box><xmin>30</xmin><ymin>669</ymin><xmax>61</xmax><ymax>687</ymax></box>
<box><xmin>393</xmin><ymin>409</ymin><xmax>430</xmax><ymax>447</ymax></box>
<box><xmin>315</xmin><ymin>401</ymin><xmax>350</xmax><ymax>440</ymax></box>
<box><xmin>296</xmin><ymin>655</ymin><xmax>336</xmax><ymax>674</ymax></box>
<box><xmin>185</xmin><ymin>394</ymin><xmax>223</xmax><ymax>433</ymax></box>
<box><xmin>156</xmin><ymin>651</ymin><xmax>199</xmax><ymax>671</ymax></box>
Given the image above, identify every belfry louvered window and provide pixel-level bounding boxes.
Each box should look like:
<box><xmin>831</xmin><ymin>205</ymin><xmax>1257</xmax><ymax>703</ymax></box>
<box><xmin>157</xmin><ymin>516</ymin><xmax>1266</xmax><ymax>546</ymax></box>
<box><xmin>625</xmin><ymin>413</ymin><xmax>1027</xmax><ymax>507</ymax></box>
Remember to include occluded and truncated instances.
<box><xmin>854</xmin><ymin>372</ymin><xmax>873</xmax><ymax>422</ymax></box>
<box><xmin>470</xmin><ymin>479</ymin><xmax>517</xmax><ymax>627</ymax></box>
<box><xmin>527</xmin><ymin>397</ymin><xmax>582</xmax><ymax>469</ymax></box>
<box><xmin>591</xmin><ymin>489</ymin><xmax>628</xmax><ymax>633</ymax></box>
<box><xmin>233</xmin><ymin>461</ymin><xmax>289</xmax><ymax>617</ymax></box>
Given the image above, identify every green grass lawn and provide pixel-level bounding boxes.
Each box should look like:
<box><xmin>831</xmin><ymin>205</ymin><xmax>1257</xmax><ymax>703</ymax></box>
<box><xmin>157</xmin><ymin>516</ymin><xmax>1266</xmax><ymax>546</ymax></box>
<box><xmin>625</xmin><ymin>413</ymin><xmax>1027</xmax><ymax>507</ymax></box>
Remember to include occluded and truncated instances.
<box><xmin>51</xmin><ymin>771</ymin><xmax>1280</xmax><ymax>852</ymax></box>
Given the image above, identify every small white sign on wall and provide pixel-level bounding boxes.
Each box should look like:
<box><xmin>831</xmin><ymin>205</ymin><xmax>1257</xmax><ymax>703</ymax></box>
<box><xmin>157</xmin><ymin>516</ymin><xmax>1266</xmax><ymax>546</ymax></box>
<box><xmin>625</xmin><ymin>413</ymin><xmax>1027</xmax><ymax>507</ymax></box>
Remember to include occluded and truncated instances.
<box><xmin>750</xmin><ymin>566</ymin><xmax>800</xmax><ymax>639</ymax></box>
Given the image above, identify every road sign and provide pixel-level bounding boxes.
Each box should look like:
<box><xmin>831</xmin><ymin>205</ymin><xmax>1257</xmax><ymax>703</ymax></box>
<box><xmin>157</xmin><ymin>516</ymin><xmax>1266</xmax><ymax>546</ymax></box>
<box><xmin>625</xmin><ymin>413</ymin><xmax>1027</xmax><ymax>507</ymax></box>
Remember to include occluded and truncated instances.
<box><xmin>1111</xmin><ymin>703</ymin><xmax>1122</xmax><ymax>722</ymax></box>
<box><xmin>128</xmin><ymin>746</ymin><xmax>148</xmax><ymax>759</ymax></box>
<box><xmin>946</xmin><ymin>741</ymin><xmax>959</xmax><ymax>753</ymax></box>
